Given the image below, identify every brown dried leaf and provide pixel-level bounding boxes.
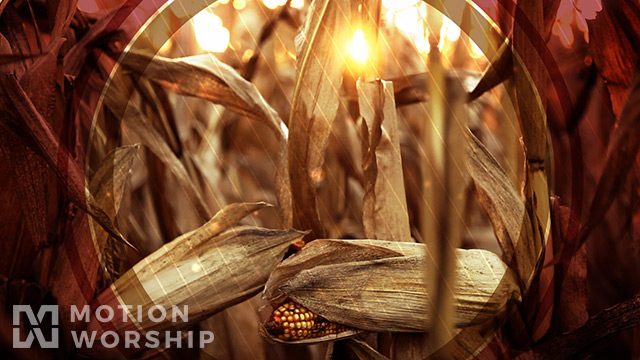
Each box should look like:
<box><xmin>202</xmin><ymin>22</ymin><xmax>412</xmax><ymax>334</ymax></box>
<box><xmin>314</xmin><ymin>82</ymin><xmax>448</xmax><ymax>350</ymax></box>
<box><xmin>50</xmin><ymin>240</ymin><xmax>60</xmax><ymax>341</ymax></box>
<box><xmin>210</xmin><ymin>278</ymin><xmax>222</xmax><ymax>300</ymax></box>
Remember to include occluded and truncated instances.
<box><xmin>358</xmin><ymin>80</ymin><xmax>411</xmax><ymax>242</ymax></box>
<box><xmin>119</xmin><ymin>51</ymin><xmax>292</xmax><ymax>226</ymax></box>
<box><xmin>89</xmin><ymin>145</ymin><xmax>139</xmax><ymax>283</ymax></box>
<box><xmin>513</xmin><ymin>0</ymin><xmax>547</xmax><ymax>165</ymax></box>
<box><xmin>512</xmin><ymin>0</ymin><xmax>550</xmax><ymax>282</ymax></box>
<box><xmin>120</xmin><ymin>51</ymin><xmax>286</xmax><ymax>140</ymax></box>
<box><xmin>465</xmin><ymin>131</ymin><xmax>534</xmax><ymax>283</ymax></box>
<box><xmin>468</xmin><ymin>40</ymin><xmax>512</xmax><ymax>102</ymax></box>
<box><xmin>288</xmin><ymin>0</ymin><xmax>356</xmax><ymax>238</ymax></box>
<box><xmin>183</xmin><ymin>201</ymin><xmax>274</xmax><ymax>242</ymax></box>
<box><xmin>588</xmin><ymin>0</ymin><xmax>640</xmax><ymax>116</ymax></box>
<box><xmin>270</xmin><ymin>240</ymin><xmax>520</xmax><ymax>335</ymax></box>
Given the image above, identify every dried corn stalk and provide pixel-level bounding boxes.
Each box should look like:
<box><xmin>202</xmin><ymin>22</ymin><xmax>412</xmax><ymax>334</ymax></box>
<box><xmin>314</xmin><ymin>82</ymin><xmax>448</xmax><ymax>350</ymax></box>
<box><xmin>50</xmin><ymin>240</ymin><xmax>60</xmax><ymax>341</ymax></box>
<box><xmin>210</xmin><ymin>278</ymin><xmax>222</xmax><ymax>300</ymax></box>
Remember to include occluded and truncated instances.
<box><xmin>79</xmin><ymin>203</ymin><xmax>305</xmax><ymax>357</ymax></box>
<box><xmin>261</xmin><ymin>240</ymin><xmax>520</xmax><ymax>344</ymax></box>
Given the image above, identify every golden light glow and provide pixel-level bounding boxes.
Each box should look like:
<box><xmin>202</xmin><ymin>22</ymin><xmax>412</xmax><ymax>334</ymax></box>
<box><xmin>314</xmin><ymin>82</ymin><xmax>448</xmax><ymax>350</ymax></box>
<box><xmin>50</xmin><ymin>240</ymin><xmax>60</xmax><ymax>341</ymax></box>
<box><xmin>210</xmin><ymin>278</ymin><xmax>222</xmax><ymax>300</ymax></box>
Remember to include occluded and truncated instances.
<box><xmin>242</xmin><ymin>49</ymin><xmax>254</xmax><ymax>62</ymax></box>
<box><xmin>233</xmin><ymin>0</ymin><xmax>246</xmax><ymax>10</ymax></box>
<box><xmin>382</xmin><ymin>0</ymin><xmax>419</xmax><ymax>10</ymax></box>
<box><xmin>350</xmin><ymin>29</ymin><xmax>369</xmax><ymax>63</ymax></box>
<box><xmin>193</xmin><ymin>12</ymin><xmax>230</xmax><ymax>53</ymax></box>
<box><xmin>393</xmin><ymin>7</ymin><xmax>421</xmax><ymax>35</ymax></box>
<box><xmin>383</xmin><ymin>3</ymin><xmax>467</xmax><ymax>57</ymax></box>
<box><xmin>290</xmin><ymin>0</ymin><xmax>304</xmax><ymax>8</ymax></box>
<box><xmin>442</xmin><ymin>17</ymin><xmax>461</xmax><ymax>42</ymax></box>
<box><xmin>159</xmin><ymin>38</ymin><xmax>173</xmax><ymax>54</ymax></box>
<box><xmin>414</xmin><ymin>31</ymin><xmax>430</xmax><ymax>54</ymax></box>
<box><xmin>263</xmin><ymin>0</ymin><xmax>287</xmax><ymax>9</ymax></box>
<box><xmin>469</xmin><ymin>39</ymin><xmax>483</xmax><ymax>58</ymax></box>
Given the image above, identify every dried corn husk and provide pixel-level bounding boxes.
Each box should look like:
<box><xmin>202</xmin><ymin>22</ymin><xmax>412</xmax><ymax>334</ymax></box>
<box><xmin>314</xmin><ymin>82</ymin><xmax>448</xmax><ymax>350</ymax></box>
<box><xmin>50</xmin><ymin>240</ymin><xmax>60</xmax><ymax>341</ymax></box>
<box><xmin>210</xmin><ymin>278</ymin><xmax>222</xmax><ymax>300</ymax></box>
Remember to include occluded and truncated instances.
<box><xmin>262</xmin><ymin>240</ymin><xmax>520</xmax><ymax>342</ymax></box>
<box><xmin>80</xmin><ymin>203</ymin><xmax>305</xmax><ymax>357</ymax></box>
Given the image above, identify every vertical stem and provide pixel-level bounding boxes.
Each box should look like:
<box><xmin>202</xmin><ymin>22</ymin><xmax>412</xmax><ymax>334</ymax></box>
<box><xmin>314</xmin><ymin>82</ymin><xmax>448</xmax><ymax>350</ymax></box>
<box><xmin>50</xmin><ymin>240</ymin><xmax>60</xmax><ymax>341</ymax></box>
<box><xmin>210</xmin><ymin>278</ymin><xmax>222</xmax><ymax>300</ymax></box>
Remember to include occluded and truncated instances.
<box><xmin>422</xmin><ymin>4</ymin><xmax>451</xmax><ymax>354</ymax></box>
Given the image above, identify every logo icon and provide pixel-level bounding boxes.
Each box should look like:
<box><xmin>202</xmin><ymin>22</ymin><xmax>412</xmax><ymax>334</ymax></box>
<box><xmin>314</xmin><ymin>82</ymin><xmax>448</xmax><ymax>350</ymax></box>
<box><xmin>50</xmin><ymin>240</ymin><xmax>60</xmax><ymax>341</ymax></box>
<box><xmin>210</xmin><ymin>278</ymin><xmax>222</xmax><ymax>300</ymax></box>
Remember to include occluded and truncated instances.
<box><xmin>13</xmin><ymin>305</ymin><xmax>59</xmax><ymax>348</ymax></box>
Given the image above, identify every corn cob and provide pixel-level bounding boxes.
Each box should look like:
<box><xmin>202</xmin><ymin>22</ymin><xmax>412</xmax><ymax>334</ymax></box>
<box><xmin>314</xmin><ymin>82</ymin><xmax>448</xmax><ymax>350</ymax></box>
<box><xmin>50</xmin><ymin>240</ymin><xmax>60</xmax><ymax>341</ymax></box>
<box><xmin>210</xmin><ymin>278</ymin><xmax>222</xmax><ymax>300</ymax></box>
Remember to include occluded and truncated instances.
<box><xmin>264</xmin><ymin>300</ymin><xmax>351</xmax><ymax>341</ymax></box>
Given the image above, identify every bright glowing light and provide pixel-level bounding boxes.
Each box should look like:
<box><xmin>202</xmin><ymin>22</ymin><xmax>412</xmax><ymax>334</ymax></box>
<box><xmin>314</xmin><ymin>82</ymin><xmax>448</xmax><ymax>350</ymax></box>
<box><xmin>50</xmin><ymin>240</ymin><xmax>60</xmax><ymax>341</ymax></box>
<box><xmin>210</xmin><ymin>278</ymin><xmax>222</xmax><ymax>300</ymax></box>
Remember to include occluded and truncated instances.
<box><xmin>418</xmin><ymin>2</ymin><xmax>427</xmax><ymax>17</ymax></box>
<box><xmin>263</xmin><ymin>0</ymin><xmax>287</xmax><ymax>9</ymax></box>
<box><xmin>442</xmin><ymin>17</ymin><xmax>461</xmax><ymax>42</ymax></box>
<box><xmin>393</xmin><ymin>7</ymin><xmax>421</xmax><ymax>35</ymax></box>
<box><xmin>350</xmin><ymin>30</ymin><xmax>369</xmax><ymax>63</ymax></box>
<box><xmin>470</xmin><ymin>39</ymin><xmax>484</xmax><ymax>58</ymax></box>
<box><xmin>382</xmin><ymin>0</ymin><xmax>419</xmax><ymax>10</ymax></box>
<box><xmin>219</xmin><ymin>0</ymin><xmax>230</xmax><ymax>3</ymax></box>
<box><xmin>233</xmin><ymin>0</ymin><xmax>246</xmax><ymax>10</ymax></box>
<box><xmin>193</xmin><ymin>12</ymin><xmax>230</xmax><ymax>53</ymax></box>
<box><xmin>159</xmin><ymin>38</ymin><xmax>172</xmax><ymax>54</ymax></box>
<box><xmin>290</xmin><ymin>0</ymin><xmax>304</xmax><ymax>9</ymax></box>
<box><xmin>414</xmin><ymin>32</ymin><xmax>430</xmax><ymax>54</ymax></box>
<box><xmin>191</xmin><ymin>263</ymin><xmax>201</xmax><ymax>272</ymax></box>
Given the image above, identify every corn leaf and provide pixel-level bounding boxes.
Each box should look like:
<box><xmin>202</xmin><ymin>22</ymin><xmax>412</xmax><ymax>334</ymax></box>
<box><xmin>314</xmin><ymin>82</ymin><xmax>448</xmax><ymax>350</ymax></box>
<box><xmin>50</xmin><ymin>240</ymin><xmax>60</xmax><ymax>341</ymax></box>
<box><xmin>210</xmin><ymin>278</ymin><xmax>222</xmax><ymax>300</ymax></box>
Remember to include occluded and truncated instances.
<box><xmin>288</xmin><ymin>0</ymin><xmax>356</xmax><ymax>238</ymax></box>
<box><xmin>358</xmin><ymin>79</ymin><xmax>411</xmax><ymax>242</ymax></box>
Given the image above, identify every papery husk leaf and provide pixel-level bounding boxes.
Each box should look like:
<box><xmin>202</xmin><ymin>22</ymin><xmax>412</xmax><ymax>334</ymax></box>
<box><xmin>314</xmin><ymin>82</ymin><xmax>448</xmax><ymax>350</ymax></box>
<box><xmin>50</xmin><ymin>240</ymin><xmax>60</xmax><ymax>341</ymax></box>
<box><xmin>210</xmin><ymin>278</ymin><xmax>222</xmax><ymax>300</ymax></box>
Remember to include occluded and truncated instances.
<box><xmin>263</xmin><ymin>239</ymin><xmax>403</xmax><ymax>303</ymax></box>
<box><xmin>358</xmin><ymin>79</ymin><xmax>411</xmax><ymax>243</ymax></box>
<box><xmin>272</xmin><ymin>240</ymin><xmax>520</xmax><ymax>334</ymax></box>
<box><xmin>86</xmin><ymin>224</ymin><xmax>305</xmax><ymax>338</ymax></box>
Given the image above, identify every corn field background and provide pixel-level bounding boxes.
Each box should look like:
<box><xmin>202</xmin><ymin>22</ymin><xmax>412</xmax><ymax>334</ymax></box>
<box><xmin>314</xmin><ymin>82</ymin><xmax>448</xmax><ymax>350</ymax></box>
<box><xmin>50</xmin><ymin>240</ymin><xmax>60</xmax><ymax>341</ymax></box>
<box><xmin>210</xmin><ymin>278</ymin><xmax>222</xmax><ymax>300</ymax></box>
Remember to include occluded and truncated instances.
<box><xmin>1</xmin><ymin>0</ymin><xmax>640</xmax><ymax>359</ymax></box>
